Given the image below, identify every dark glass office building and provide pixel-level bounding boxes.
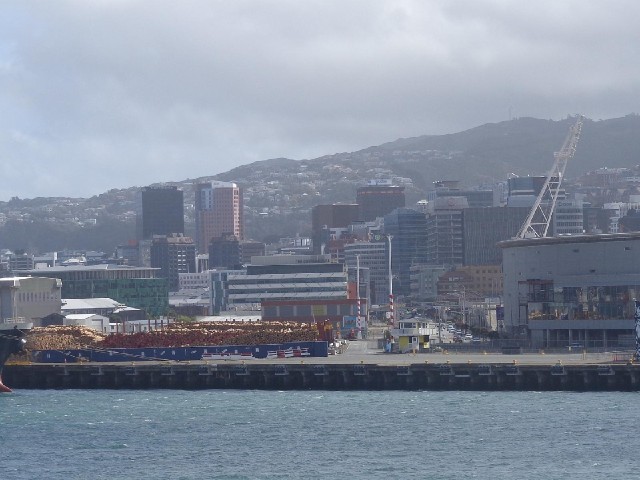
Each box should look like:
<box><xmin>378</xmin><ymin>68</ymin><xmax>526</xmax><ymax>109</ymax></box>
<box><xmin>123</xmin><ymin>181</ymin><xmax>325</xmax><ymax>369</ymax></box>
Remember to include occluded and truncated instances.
<box><xmin>384</xmin><ymin>208</ymin><xmax>428</xmax><ymax>297</ymax></box>
<box><xmin>136</xmin><ymin>186</ymin><xmax>184</xmax><ymax>240</ymax></box>
<box><xmin>311</xmin><ymin>204</ymin><xmax>360</xmax><ymax>254</ymax></box>
<box><xmin>462</xmin><ymin>207</ymin><xmax>530</xmax><ymax>265</ymax></box>
<box><xmin>209</xmin><ymin>234</ymin><xmax>242</xmax><ymax>270</ymax></box>
<box><xmin>357</xmin><ymin>184</ymin><xmax>405</xmax><ymax>222</ymax></box>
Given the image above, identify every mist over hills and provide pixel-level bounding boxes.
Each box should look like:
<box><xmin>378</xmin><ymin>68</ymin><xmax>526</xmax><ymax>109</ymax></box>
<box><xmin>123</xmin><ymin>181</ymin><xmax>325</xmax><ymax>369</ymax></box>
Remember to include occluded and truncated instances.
<box><xmin>2</xmin><ymin>115</ymin><xmax>639</xmax><ymax>253</ymax></box>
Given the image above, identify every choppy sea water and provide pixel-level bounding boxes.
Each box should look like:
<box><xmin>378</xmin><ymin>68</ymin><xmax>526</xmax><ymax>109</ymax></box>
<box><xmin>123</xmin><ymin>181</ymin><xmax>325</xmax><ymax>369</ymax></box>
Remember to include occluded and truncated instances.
<box><xmin>1</xmin><ymin>389</ymin><xmax>640</xmax><ymax>480</ymax></box>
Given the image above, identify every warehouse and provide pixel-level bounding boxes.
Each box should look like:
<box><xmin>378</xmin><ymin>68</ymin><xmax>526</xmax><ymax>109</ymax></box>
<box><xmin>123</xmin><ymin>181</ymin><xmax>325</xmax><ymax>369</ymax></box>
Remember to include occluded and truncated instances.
<box><xmin>500</xmin><ymin>232</ymin><xmax>640</xmax><ymax>348</ymax></box>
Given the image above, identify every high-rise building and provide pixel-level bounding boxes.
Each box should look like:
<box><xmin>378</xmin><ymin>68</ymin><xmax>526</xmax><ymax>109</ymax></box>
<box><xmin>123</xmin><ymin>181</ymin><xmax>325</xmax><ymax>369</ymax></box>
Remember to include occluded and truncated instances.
<box><xmin>356</xmin><ymin>181</ymin><xmax>405</xmax><ymax>222</ymax></box>
<box><xmin>344</xmin><ymin>240</ymin><xmax>388</xmax><ymax>306</ymax></box>
<box><xmin>208</xmin><ymin>234</ymin><xmax>242</xmax><ymax>270</ymax></box>
<box><xmin>311</xmin><ymin>204</ymin><xmax>360</xmax><ymax>255</ymax></box>
<box><xmin>150</xmin><ymin>234</ymin><xmax>196</xmax><ymax>292</ymax></box>
<box><xmin>553</xmin><ymin>193</ymin><xmax>585</xmax><ymax>235</ymax></box>
<box><xmin>195</xmin><ymin>181</ymin><xmax>243</xmax><ymax>254</ymax></box>
<box><xmin>462</xmin><ymin>207</ymin><xmax>530</xmax><ymax>265</ymax></box>
<box><xmin>427</xmin><ymin>180</ymin><xmax>496</xmax><ymax>208</ymax></box>
<box><xmin>425</xmin><ymin>198</ymin><xmax>466</xmax><ymax>267</ymax></box>
<box><xmin>506</xmin><ymin>176</ymin><xmax>547</xmax><ymax>207</ymax></box>
<box><xmin>384</xmin><ymin>208</ymin><xmax>428</xmax><ymax>297</ymax></box>
<box><xmin>136</xmin><ymin>186</ymin><xmax>184</xmax><ymax>240</ymax></box>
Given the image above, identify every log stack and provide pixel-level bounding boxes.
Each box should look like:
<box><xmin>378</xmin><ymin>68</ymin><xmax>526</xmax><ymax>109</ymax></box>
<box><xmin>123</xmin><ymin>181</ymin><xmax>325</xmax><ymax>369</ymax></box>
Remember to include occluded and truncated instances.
<box><xmin>100</xmin><ymin>321</ymin><xmax>318</xmax><ymax>348</ymax></box>
<box><xmin>27</xmin><ymin>325</ymin><xmax>106</xmax><ymax>350</ymax></box>
<box><xmin>25</xmin><ymin>321</ymin><xmax>318</xmax><ymax>351</ymax></box>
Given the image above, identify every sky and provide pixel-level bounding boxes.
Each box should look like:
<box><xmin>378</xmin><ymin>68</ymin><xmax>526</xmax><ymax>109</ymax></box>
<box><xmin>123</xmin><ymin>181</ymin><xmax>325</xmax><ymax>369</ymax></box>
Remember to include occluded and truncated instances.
<box><xmin>1</xmin><ymin>0</ymin><xmax>639</xmax><ymax>200</ymax></box>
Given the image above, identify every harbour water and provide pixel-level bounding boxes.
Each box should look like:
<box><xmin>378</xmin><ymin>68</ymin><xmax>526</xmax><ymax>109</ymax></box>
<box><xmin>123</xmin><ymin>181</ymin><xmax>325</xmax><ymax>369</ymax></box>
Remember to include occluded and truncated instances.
<box><xmin>2</xmin><ymin>389</ymin><xmax>640</xmax><ymax>479</ymax></box>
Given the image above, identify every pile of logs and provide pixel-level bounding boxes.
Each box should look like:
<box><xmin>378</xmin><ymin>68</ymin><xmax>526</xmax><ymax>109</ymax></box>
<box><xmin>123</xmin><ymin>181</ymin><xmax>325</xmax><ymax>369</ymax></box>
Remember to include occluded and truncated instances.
<box><xmin>26</xmin><ymin>325</ymin><xmax>106</xmax><ymax>350</ymax></box>
<box><xmin>100</xmin><ymin>321</ymin><xmax>318</xmax><ymax>348</ymax></box>
<box><xmin>26</xmin><ymin>322</ymin><xmax>318</xmax><ymax>350</ymax></box>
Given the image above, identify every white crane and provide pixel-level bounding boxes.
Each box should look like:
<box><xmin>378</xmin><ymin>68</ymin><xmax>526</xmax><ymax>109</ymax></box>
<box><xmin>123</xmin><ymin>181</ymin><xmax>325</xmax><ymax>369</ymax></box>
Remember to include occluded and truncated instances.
<box><xmin>516</xmin><ymin>115</ymin><xmax>584</xmax><ymax>239</ymax></box>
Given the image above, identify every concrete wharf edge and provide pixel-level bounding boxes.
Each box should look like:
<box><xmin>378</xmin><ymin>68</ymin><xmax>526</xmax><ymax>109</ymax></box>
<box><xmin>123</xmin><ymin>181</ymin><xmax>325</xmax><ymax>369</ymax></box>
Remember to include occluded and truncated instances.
<box><xmin>5</xmin><ymin>354</ymin><xmax>640</xmax><ymax>391</ymax></box>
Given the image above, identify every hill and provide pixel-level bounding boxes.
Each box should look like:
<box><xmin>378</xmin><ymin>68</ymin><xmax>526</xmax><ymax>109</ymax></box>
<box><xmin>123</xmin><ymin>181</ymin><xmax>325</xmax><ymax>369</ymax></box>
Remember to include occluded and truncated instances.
<box><xmin>1</xmin><ymin>115</ymin><xmax>639</xmax><ymax>252</ymax></box>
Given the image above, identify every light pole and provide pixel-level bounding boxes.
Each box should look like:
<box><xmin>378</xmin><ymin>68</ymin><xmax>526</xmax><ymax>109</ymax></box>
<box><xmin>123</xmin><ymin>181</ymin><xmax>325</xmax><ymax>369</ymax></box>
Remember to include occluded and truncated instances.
<box><xmin>356</xmin><ymin>254</ymin><xmax>362</xmax><ymax>340</ymax></box>
<box><xmin>461</xmin><ymin>286</ymin><xmax>466</xmax><ymax>331</ymax></box>
<box><xmin>387</xmin><ymin>234</ymin><xmax>394</xmax><ymax>329</ymax></box>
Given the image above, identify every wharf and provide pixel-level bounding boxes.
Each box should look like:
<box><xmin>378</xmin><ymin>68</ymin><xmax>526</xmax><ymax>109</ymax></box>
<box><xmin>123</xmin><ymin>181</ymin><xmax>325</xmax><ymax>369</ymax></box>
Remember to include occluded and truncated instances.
<box><xmin>4</xmin><ymin>348</ymin><xmax>640</xmax><ymax>391</ymax></box>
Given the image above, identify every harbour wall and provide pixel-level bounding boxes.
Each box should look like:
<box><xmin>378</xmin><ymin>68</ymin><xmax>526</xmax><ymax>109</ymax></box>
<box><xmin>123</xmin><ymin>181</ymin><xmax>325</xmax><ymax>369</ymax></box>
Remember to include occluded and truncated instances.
<box><xmin>4</xmin><ymin>361</ymin><xmax>640</xmax><ymax>391</ymax></box>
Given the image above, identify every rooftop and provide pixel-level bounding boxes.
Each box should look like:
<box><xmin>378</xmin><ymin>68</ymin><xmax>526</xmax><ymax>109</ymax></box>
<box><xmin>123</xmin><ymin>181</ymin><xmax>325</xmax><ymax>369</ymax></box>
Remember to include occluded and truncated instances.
<box><xmin>499</xmin><ymin>232</ymin><xmax>640</xmax><ymax>249</ymax></box>
<box><xmin>27</xmin><ymin>264</ymin><xmax>159</xmax><ymax>273</ymax></box>
<box><xmin>61</xmin><ymin>298</ymin><xmax>123</xmax><ymax>310</ymax></box>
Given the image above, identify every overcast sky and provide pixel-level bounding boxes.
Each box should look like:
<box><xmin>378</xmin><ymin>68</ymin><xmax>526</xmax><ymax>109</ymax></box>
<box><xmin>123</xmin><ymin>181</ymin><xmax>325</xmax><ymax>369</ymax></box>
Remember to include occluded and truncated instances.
<box><xmin>1</xmin><ymin>1</ymin><xmax>639</xmax><ymax>200</ymax></box>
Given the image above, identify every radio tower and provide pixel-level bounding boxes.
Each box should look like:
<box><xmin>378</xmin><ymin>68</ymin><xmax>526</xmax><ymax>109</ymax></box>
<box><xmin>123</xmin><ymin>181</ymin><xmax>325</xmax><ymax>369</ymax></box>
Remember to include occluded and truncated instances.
<box><xmin>516</xmin><ymin>115</ymin><xmax>584</xmax><ymax>239</ymax></box>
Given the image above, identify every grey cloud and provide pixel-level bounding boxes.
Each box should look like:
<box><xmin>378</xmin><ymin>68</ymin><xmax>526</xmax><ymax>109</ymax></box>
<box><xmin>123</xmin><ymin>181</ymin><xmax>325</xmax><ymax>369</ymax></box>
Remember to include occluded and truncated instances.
<box><xmin>1</xmin><ymin>0</ymin><xmax>639</xmax><ymax>199</ymax></box>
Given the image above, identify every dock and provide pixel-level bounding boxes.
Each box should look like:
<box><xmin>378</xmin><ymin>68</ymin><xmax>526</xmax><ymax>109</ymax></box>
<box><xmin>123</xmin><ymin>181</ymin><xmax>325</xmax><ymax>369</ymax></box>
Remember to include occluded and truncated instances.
<box><xmin>4</xmin><ymin>350</ymin><xmax>640</xmax><ymax>391</ymax></box>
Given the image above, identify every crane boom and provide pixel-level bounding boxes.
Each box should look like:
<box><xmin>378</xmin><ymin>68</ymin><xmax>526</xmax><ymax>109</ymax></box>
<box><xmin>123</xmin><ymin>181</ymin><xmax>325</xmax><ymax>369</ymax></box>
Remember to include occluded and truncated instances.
<box><xmin>516</xmin><ymin>116</ymin><xmax>584</xmax><ymax>239</ymax></box>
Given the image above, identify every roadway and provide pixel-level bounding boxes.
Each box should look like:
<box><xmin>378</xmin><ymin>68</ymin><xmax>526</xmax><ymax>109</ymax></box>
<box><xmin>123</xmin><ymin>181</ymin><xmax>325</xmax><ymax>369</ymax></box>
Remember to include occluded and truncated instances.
<box><xmin>272</xmin><ymin>338</ymin><xmax>629</xmax><ymax>366</ymax></box>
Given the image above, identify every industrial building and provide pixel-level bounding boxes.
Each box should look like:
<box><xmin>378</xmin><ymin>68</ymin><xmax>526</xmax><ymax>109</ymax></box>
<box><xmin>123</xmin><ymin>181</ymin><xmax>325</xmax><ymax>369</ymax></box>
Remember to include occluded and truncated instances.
<box><xmin>500</xmin><ymin>232</ymin><xmax>640</xmax><ymax>348</ymax></box>
<box><xmin>27</xmin><ymin>265</ymin><xmax>169</xmax><ymax>317</ymax></box>
<box><xmin>210</xmin><ymin>255</ymin><xmax>348</xmax><ymax>313</ymax></box>
<box><xmin>0</xmin><ymin>276</ymin><xmax>62</xmax><ymax>326</ymax></box>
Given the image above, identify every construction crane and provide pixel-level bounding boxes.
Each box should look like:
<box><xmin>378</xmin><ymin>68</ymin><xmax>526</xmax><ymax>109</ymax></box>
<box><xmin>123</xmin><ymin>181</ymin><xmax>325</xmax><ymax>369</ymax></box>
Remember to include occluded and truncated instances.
<box><xmin>516</xmin><ymin>115</ymin><xmax>584</xmax><ymax>239</ymax></box>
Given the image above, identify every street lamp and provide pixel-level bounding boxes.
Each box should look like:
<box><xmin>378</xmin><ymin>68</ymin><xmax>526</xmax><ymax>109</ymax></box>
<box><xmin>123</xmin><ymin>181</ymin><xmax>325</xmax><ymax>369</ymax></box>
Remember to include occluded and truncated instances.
<box><xmin>356</xmin><ymin>254</ymin><xmax>362</xmax><ymax>340</ymax></box>
<box><xmin>460</xmin><ymin>286</ymin><xmax>466</xmax><ymax>330</ymax></box>
<box><xmin>387</xmin><ymin>234</ymin><xmax>394</xmax><ymax>329</ymax></box>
